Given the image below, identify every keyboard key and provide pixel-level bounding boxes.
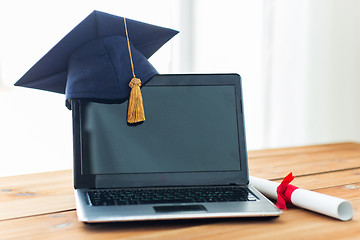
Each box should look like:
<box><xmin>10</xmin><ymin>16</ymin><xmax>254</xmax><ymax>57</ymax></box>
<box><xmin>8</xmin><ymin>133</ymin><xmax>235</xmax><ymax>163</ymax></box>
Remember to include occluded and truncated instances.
<box><xmin>87</xmin><ymin>186</ymin><xmax>258</xmax><ymax>206</ymax></box>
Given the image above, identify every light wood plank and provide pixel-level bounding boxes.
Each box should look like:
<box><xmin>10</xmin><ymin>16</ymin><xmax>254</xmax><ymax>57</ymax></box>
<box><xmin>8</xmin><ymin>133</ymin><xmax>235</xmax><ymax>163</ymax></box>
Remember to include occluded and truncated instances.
<box><xmin>315</xmin><ymin>184</ymin><xmax>360</xmax><ymax>201</ymax></box>
<box><xmin>249</xmin><ymin>145</ymin><xmax>360</xmax><ymax>179</ymax></box>
<box><xmin>266</xmin><ymin>168</ymin><xmax>360</xmax><ymax>190</ymax></box>
<box><xmin>5</xmin><ymin>167</ymin><xmax>358</xmax><ymax>222</ymax></box>
<box><xmin>248</xmin><ymin>142</ymin><xmax>360</xmax><ymax>158</ymax></box>
<box><xmin>0</xmin><ymin>210</ymin><xmax>202</xmax><ymax>240</ymax></box>
<box><xmin>290</xmin><ymin>169</ymin><xmax>360</xmax><ymax>190</ymax></box>
<box><xmin>0</xmin><ymin>196</ymin><xmax>358</xmax><ymax>240</ymax></box>
<box><xmin>136</xmin><ymin>199</ymin><xmax>360</xmax><ymax>240</ymax></box>
<box><xmin>0</xmin><ymin>170</ymin><xmax>74</xmax><ymax>220</ymax></box>
<box><xmin>1</xmin><ymin>144</ymin><xmax>360</xmax><ymax>221</ymax></box>
<box><xmin>0</xmin><ymin>143</ymin><xmax>359</xmax><ymax>239</ymax></box>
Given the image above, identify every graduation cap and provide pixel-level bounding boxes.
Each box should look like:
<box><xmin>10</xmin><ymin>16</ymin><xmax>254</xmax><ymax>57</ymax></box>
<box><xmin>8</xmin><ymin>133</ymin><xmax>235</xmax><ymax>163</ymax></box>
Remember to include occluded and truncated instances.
<box><xmin>15</xmin><ymin>10</ymin><xmax>178</xmax><ymax>124</ymax></box>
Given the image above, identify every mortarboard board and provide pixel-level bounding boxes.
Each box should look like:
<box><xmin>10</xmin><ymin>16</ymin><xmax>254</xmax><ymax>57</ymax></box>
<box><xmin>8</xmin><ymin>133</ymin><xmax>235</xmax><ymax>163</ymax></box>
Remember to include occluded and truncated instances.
<box><xmin>15</xmin><ymin>10</ymin><xmax>178</xmax><ymax>124</ymax></box>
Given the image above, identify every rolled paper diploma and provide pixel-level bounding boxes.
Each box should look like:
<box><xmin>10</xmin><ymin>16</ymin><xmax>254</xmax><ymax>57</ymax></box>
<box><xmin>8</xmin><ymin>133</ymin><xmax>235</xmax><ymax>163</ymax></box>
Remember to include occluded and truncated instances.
<box><xmin>250</xmin><ymin>175</ymin><xmax>353</xmax><ymax>221</ymax></box>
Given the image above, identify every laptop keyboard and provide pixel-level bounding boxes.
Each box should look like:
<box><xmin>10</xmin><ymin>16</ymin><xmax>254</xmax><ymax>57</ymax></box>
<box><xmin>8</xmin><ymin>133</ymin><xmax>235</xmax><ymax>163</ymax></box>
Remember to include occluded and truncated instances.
<box><xmin>86</xmin><ymin>186</ymin><xmax>258</xmax><ymax>206</ymax></box>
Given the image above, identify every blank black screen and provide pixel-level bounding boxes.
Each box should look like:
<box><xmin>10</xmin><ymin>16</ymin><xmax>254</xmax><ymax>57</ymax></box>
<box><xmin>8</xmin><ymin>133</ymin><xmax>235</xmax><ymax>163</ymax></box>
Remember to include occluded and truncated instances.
<box><xmin>81</xmin><ymin>85</ymin><xmax>240</xmax><ymax>174</ymax></box>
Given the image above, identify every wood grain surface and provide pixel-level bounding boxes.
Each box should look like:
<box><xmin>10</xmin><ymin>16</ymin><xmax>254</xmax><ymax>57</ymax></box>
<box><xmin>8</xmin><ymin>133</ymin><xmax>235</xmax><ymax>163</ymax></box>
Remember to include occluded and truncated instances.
<box><xmin>1</xmin><ymin>142</ymin><xmax>359</xmax><ymax>239</ymax></box>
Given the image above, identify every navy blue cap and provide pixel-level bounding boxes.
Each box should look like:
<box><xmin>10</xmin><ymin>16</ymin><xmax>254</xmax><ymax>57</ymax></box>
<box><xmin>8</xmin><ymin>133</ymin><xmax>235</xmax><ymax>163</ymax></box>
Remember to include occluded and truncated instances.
<box><xmin>14</xmin><ymin>10</ymin><xmax>178</xmax><ymax>107</ymax></box>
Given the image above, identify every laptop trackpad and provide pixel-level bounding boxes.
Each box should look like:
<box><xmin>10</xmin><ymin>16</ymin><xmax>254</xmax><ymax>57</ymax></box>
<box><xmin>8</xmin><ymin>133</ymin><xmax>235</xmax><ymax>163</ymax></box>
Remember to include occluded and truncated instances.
<box><xmin>154</xmin><ymin>205</ymin><xmax>207</xmax><ymax>213</ymax></box>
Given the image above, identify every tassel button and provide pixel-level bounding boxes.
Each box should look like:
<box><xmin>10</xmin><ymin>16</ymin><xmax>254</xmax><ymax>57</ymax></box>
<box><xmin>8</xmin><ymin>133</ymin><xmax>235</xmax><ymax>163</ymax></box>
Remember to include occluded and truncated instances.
<box><xmin>129</xmin><ymin>78</ymin><xmax>142</xmax><ymax>88</ymax></box>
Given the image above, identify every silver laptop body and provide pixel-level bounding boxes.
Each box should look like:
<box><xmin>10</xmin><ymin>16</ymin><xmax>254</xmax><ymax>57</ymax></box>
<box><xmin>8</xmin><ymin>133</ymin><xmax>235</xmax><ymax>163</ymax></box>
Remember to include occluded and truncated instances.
<box><xmin>72</xmin><ymin>74</ymin><xmax>281</xmax><ymax>222</ymax></box>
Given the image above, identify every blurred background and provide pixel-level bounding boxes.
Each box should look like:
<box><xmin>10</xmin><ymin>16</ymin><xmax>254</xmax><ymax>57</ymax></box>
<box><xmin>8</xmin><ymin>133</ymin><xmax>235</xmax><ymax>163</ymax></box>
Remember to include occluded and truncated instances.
<box><xmin>0</xmin><ymin>0</ymin><xmax>359</xmax><ymax>177</ymax></box>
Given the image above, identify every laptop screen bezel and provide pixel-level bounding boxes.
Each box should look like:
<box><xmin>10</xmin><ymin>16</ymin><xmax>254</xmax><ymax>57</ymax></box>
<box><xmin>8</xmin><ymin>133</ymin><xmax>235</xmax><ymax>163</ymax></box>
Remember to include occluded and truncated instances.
<box><xmin>72</xmin><ymin>74</ymin><xmax>249</xmax><ymax>189</ymax></box>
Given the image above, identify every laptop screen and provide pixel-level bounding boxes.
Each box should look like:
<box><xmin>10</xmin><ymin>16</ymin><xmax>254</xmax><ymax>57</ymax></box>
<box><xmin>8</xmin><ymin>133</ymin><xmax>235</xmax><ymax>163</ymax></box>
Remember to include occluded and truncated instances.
<box><xmin>80</xmin><ymin>85</ymin><xmax>241</xmax><ymax>175</ymax></box>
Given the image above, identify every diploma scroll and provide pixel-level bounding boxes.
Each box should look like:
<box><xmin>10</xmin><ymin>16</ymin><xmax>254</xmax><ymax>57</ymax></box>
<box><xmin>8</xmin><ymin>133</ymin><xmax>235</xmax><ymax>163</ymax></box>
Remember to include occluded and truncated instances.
<box><xmin>250</xmin><ymin>176</ymin><xmax>353</xmax><ymax>221</ymax></box>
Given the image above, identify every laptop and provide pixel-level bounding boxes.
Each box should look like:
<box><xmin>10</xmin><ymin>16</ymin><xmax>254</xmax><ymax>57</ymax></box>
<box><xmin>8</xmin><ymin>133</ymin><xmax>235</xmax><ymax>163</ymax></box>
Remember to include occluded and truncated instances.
<box><xmin>71</xmin><ymin>73</ymin><xmax>281</xmax><ymax>222</ymax></box>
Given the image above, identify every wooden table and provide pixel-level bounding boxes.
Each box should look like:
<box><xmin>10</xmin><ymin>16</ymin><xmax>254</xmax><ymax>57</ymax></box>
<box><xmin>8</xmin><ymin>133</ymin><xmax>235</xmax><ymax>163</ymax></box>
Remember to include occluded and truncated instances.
<box><xmin>1</xmin><ymin>142</ymin><xmax>360</xmax><ymax>239</ymax></box>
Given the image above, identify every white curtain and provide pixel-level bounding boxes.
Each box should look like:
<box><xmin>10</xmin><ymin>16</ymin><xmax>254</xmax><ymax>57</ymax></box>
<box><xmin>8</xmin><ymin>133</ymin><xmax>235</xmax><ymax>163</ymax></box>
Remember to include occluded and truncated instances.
<box><xmin>263</xmin><ymin>0</ymin><xmax>360</xmax><ymax>148</ymax></box>
<box><xmin>189</xmin><ymin>0</ymin><xmax>360</xmax><ymax>150</ymax></box>
<box><xmin>0</xmin><ymin>0</ymin><xmax>359</xmax><ymax>176</ymax></box>
<box><xmin>0</xmin><ymin>0</ymin><xmax>176</xmax><ymax>177</ymax></box>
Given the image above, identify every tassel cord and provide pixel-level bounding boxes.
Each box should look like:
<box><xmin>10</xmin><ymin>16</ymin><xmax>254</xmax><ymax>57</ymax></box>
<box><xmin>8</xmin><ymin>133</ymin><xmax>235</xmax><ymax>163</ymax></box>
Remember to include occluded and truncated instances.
<box><xmin>124</xmin><ymin>18</ymin><xmax>145</xmax><ymax>124</ymax></box>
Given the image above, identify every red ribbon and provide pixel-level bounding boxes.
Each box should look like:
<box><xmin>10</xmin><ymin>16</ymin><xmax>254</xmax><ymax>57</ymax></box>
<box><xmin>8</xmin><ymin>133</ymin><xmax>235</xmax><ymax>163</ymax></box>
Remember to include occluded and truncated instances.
<box><xmin>276</xmin><ymin>172</ymin><xmax>299</xmax><ymax>210</ymax></box>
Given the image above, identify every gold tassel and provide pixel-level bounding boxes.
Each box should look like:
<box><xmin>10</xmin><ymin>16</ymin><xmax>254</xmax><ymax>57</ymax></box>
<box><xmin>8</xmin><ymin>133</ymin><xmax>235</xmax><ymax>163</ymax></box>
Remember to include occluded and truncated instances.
<box><xmin>127</xmin><ymin>77</ymin><xmax>145</xmax><ymax>124</ymax></box>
